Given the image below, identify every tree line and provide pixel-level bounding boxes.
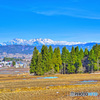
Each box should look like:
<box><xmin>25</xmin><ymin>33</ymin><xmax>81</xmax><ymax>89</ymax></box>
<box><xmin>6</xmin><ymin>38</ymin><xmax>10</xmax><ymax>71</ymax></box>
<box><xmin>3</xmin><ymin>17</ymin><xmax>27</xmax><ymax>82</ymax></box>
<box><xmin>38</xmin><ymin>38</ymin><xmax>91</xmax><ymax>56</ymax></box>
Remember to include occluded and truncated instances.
<box><xmin>30</xmin><ymin>44</ymin><xmax>100</xmax><ymax>75</ymax></box>
<box><xmin>3</xmin><ymin>57</ymin><xmax>22</xmax><ymax>61</ymax></box>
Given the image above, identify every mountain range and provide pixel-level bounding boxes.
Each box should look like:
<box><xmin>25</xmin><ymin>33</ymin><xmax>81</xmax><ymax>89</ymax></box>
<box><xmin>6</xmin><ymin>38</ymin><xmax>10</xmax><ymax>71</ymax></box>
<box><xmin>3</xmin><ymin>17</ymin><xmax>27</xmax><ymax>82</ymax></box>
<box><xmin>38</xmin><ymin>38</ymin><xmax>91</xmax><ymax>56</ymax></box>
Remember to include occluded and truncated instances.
<box><xmin>0</xmin><ymin>38</ymin><xmax>99</xmax><ymax>54</ymax></box>
<box><xmin>0</xmin><ymin>38</ymin><xmax>87</xmax><ymax>46</ymax></box>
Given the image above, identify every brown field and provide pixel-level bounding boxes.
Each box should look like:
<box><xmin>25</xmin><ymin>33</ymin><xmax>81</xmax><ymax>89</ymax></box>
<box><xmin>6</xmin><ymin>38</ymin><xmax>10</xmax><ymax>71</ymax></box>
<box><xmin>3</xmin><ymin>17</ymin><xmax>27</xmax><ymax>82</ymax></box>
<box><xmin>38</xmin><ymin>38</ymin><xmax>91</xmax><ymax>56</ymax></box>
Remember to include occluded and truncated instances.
<box><xmin>0</xmin><ymin>73</ymin><xmax>100</xmax><ymax>100</ymax></box>
<box><xmin>0</xmin><ymin>68</ymin><xmax>29</xmax><ymax>75</ymax></box>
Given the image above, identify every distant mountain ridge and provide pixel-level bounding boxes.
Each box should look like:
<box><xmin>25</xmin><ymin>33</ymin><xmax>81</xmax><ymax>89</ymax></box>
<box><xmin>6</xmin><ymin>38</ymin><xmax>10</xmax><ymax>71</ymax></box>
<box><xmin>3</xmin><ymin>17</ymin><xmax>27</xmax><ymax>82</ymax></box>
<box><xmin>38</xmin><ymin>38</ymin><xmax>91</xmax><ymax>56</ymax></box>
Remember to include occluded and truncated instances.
<box><xmin>0</xmin><ymin>38</ymin><xmax>87</xmax><ymax>46</ymax></box>
<box><xmin>0</xmin><ymin>38</ymin><xmax>99</xmax><ymax>54</ymax></box>
<box><xmin>0</xmin><ymin>43</ymin><xmax>99</xmax><ymax>54</ymax></box>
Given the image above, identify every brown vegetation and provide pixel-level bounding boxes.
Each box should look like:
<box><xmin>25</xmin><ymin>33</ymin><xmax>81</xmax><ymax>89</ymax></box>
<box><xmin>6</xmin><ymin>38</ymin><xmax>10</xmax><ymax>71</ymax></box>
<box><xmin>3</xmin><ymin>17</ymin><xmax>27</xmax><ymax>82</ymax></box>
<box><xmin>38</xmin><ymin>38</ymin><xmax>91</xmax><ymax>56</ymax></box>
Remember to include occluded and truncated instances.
<box><xmin>0</xmin><ymin>74</ymin><xmax>100</xmax><ymax>100</ymax></box>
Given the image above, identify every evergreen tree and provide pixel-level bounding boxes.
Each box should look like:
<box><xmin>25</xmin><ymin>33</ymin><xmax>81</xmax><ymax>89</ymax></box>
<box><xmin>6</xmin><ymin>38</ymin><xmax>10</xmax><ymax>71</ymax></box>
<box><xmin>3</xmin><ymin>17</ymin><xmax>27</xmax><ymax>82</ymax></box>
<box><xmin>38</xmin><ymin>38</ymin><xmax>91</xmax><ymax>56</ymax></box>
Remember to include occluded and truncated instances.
<box><xmin>30</xmin><ymin>44</ymin><xmax>100</xmax><ymax>75</ymax></box>
<box><xmin>67</xmin><ymin>64</ymin><xmax>76</xmax><ymax>74</ymax></box>
<box><xmin>53</xmin><ymin>47</ymin><xmax>62</xmax><ymax>73</ymax></box>
<box><xmin>61</xmin><ymin>47</ymin><xmax>69</xmax><ymax>63</ymax></box>
<box><xmin>55</xmin><ymin>64</ymin><xmax>59</xmax><ymax>73</ymax></box>
<box><xmin>93</xmin><ymin>44</ymin><xmax>99</xmax><ymax>59</ymax></box>
<box><xmin>75</xmin><ymin>46</ymin><xmax>79</xmax><ymax>57</ymax></box>
<box><xmin>70</xmin><ymin>46</ymin><xmax>77</xmax><ymax>65</ymax></box>
<box><xmin>88</xmin><ymin>49</ymin><xmax>96</xmax><ymax>73</ymax></box>
<box><xmin>93</xmin><ymin>44</ymin><xmax>100</xmax><ymax>59</ymax></box>
<box><xmin>75</xmin><ymin>47</ymin><xmax>84</xmax><ymax>73</ymax></box>
<box><xmin>54</xmin><ymin>48</ymin><xmax>57</xmax><ymax>56</ymax></box>
<box><xmin>46</xmin><ymin>52</ymin><xmax>53</xmax><ymax>71</ymax></box>
<box><xmin>30</xmin><ymin>47</ymin><xmax>39</xmax><ymax>74</ymax></box>
<box><xmin>41</xmin><ymin>45</ymin><xmax>48</xmax><ymax>60</ymax></box>
<box><xmin>93</xmin><ymin>63</ymin><xmax>98</xmax><ymax>71</ymax></box>
<box><xmin>41</xmin><ymin>45</ymin><xmax>48</xmax><ymax>72</ymax></box>
<box><xmin>52</xmin><ymin>52</ymin><xmax>57</xmax><ymax>72</ymax></box>
<box><xmin>47</xmin><ymin>46</ymin><xmax>54</xmax><ymax>71</ymax></box>
<box><xmin>48</xmin><ymin>46</ymin><xmax>53</xmax><ymax>59</ymax></box>
<box><xmin>67</xmin><ymin>46</ymin><xmax>77</xmax><ymax>73</ymax></box>
<box><xmin>84</xmin><ymin>48</ymin><xmax>89</xmax><ymax>57</ymax></box>
<box><xmin>79</xmin><ymin>48</ymin><xmax>84</xmax><ymax>60</ymax></box>
<box><xmin>97</xmin><ymin>45</ymin><xmax>100</xmax><ymax>71</ymax></box>
<box><xmin>92</xmin><ymin>44</ymin><xmax>100</xmax><ymax>71</ymax></box>
<box><xmin>61</xmin><ymin>46</ymin><xmax>69</xmax><ymax>74</ymax></box>
<box><xmin>36</xmin><ymin>53</ymin><xmax>43</xmax><ymax>75</ymax></box>
<box><xmin>12</xmin><ymin>61</ymin><xmax>16</xmax><ymax>66</ymax></box>
<box><xmin>56</xmin><ymin>47</ymin><xmax>62</xmax><ymax>66</ymax></box>
<box><xmin>76</xmin><ymin>59</ymin><xmax>85</xmax><ymax>73</ymax></box>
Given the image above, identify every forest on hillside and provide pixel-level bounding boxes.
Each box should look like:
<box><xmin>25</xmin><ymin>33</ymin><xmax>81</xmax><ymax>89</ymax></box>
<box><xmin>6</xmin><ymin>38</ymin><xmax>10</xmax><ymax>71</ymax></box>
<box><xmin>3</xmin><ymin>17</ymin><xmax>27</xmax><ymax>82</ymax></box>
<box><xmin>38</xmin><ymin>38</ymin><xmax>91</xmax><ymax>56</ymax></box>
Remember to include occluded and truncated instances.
<box><xmin>30</xmin><ymin>44</ymin><xmax>100</xmax><ymax>75</ymax></box>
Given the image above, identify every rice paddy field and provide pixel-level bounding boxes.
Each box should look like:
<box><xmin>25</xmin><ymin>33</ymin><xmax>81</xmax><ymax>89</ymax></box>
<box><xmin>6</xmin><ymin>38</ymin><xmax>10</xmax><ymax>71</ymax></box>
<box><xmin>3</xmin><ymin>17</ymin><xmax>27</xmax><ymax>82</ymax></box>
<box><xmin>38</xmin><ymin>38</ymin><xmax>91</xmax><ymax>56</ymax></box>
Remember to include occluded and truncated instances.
<box><xmin>0</xmin><ymin>73</ymin><xmax>100</xmax><ymax>100</ymax></box>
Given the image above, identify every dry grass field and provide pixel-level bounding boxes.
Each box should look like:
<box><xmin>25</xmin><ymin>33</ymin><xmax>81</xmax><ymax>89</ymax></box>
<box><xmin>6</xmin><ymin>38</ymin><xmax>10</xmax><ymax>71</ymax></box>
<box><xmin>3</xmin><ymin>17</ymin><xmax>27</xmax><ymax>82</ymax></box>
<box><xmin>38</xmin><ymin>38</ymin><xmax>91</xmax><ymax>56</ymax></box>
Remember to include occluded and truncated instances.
<box><xmin>0</xmin><ymin>74</ymin><xmax>100</xmax><ymax>100</ymax></box>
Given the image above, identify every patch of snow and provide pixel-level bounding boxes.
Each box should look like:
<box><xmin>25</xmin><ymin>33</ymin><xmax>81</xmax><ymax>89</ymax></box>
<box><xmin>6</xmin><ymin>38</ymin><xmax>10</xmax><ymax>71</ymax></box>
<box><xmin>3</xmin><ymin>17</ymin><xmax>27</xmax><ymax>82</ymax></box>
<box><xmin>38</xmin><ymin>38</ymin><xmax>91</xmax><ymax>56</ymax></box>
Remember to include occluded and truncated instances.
<box><xmin>0</xmin><ymin>38</ymin><xmax>88</xmax><ymax>46</ymax></box>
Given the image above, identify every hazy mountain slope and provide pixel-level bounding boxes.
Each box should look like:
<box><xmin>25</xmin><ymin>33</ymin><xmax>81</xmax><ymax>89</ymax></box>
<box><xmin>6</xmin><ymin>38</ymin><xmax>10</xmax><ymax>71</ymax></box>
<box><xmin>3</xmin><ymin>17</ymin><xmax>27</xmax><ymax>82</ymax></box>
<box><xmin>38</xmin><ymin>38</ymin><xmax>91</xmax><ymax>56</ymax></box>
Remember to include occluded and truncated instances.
<box><xmin>0</xmin><ymin>42</ymin><xmax>99</xmax><ymax>54</ymax></box>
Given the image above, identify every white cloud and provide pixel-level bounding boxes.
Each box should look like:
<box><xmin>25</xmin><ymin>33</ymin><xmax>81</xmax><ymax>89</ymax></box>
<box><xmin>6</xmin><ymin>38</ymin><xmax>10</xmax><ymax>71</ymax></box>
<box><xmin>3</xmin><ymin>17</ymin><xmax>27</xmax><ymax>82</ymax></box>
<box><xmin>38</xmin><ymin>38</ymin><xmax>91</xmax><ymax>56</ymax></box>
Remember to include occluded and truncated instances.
<box><xmin>33</xmin><ymin>7</ymin><xmax>100</xmax><ymax>19</ymax></box>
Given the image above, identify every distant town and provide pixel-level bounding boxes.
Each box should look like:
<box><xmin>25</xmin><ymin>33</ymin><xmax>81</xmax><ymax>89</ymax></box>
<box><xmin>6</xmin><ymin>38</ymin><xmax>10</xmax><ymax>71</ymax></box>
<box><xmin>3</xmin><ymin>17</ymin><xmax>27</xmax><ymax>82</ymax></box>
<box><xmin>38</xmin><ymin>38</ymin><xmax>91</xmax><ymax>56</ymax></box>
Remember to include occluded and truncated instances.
<box><xmin>0</xmin><ymin>52</ymin><xmax>32</xmax><ymax>62</ymax></box>
<box><xmin>0</xmin><ymin>52</ymin><xmax>31</xmax><ymax>75</ymax></box>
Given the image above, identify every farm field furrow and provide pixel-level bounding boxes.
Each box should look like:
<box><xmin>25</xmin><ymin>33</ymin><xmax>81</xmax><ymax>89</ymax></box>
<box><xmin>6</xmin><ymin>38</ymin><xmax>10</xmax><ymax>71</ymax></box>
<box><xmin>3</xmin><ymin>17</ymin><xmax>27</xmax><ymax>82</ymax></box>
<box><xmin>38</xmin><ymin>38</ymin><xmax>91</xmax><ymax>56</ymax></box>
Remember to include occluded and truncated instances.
<box><xmin>0</xmin><ymin>74</ymin><xmax>100</xmax><ymax>100</ymax></box>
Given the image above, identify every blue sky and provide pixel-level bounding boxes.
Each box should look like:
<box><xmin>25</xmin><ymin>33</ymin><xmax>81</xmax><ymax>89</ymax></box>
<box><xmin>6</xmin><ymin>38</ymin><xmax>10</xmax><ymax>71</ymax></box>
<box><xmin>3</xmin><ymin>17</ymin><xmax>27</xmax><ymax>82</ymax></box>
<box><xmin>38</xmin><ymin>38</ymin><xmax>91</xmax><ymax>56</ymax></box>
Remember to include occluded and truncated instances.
<box><xmin>0</xmin><ymin>0</ymin><xmax>100</xmax><ymax>43</ymax></box>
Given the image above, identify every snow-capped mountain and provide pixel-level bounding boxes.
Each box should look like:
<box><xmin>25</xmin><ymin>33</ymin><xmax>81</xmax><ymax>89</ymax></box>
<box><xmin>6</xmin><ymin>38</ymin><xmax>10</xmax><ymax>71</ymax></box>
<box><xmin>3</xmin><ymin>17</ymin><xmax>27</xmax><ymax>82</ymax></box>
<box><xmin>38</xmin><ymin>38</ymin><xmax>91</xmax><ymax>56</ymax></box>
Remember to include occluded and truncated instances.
<box><xmin>0</xmin><ymin>38</ymin><xmax>87</xmax><ymax>46</ymax></box>
<box><xmin>0</xmin><ymin>38</ymin><xmax>99</xmax><ymax>54</ymax></box>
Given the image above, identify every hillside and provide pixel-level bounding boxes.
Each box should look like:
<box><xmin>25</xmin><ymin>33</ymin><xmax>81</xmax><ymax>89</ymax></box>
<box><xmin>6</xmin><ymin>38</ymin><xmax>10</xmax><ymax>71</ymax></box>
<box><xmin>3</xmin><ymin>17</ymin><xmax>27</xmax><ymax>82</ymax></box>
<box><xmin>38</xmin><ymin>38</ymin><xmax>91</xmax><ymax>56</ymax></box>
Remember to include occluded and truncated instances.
<box><xmin>0</xmin><ymin>43</ymin><xmax>98</xmax><ymax>54</ymax></box>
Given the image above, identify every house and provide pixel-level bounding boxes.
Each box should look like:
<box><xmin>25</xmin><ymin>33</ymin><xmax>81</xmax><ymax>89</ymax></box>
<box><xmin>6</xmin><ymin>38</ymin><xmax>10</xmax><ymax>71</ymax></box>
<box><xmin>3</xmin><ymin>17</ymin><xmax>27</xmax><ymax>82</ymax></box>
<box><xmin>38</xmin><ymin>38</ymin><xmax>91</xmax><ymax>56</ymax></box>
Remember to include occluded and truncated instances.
<box><xmin>15</xmin><ymin>61</ymin><xmax>24</xmax><ymax>68</ymax></box>
<box><xmin>0</xmin><ymin>61</ymin><xmax>13</xmax><ymax>67</ymax></box>
<box><xmin>0</xmin><ymin>65</ymin><xmax>2</xmax><ymax>68</ymax></box>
